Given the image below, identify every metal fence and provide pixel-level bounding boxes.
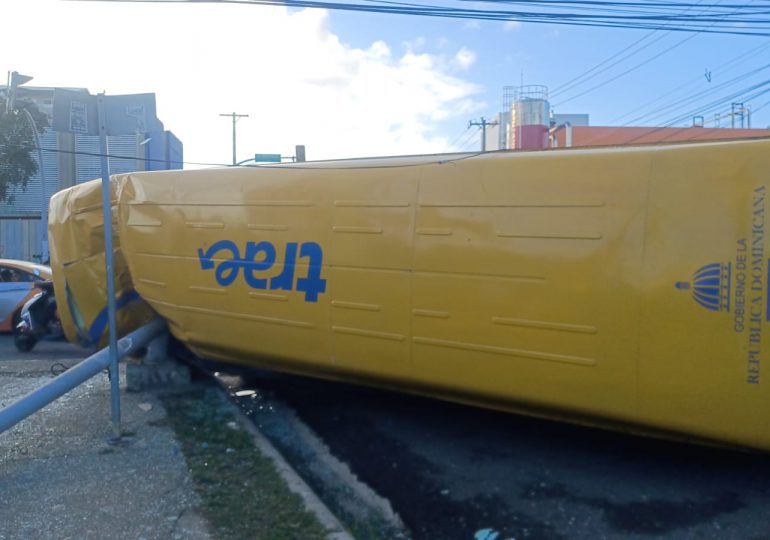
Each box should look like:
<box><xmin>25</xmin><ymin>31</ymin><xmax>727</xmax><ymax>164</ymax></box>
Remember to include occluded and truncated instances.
<box><xmin>0</xmin><ymin>319</ymin><xmax>166</xmax><ymax>435</ymax></box>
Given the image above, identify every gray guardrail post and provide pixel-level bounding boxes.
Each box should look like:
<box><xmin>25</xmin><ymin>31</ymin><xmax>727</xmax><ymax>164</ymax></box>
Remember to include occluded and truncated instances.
<box><xmin>0</xmin><ymin>319</ymin><xmax>166</xmax><ymax>435</ymax></box>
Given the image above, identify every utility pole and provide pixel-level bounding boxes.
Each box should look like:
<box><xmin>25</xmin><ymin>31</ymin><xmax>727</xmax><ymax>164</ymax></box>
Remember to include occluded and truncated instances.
<box><xmin>219</xmin><ymin>112</ymin><xmax>249</xmax><ymax>165</ymax></box>
<box><xmin>731</xmin><ymin>103</ymin><xmax>749</xmax><ymax>129</ymax></box>
<box><xmin>469</xmin><ymin>117</ymin><xmax>499</xmax><ymax>152</ymax></box>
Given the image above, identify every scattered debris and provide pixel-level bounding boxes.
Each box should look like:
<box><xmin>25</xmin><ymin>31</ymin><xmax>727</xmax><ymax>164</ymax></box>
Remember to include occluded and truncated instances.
<box><xmin>475</xmin><ymin>528</ymin><xmax>499</xmax><ymax>540</ymax></box>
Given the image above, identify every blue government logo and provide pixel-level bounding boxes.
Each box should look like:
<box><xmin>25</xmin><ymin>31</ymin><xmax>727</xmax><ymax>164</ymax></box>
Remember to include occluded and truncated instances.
<box><xmin>675</xmin><ymin>262</ymin><xmax>731</xmax><ymax>312</ymax></box>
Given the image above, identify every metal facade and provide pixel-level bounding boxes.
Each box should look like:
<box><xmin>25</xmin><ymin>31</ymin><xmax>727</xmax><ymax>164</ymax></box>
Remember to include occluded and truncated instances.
<box><xmin>0</xmin><ymin>89</ymin><xmax>183</xmax><ymax>262</ymax></box>
<box><xmin>0</xmin><ymin>219</ymin><xmax>42</xmax><ymax>261</ymax></box>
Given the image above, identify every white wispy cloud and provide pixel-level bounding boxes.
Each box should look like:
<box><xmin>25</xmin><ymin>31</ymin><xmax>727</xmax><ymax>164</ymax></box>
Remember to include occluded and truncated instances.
<box><xmin>3</xmin><ymin>1</ymin><xmax>483</xmax><ymax>165</ymax></box>
<box><xmin>402</xmin><ymin>36</ymin><xmax>427</xmax><ymax>51</ymax></box>
<box><xmin>504</xmin><ymin>20</ymin><xmax>522</xmax><ymax>31</ymax></box>
<box><xmin>453</xmin><ymin>47</ymin><xmax>477</xmax><ymax>70</ymax></box>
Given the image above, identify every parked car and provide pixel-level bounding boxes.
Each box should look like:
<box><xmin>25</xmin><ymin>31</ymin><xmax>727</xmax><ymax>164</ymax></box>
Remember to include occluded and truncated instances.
<box><xmin>0</xmin><ymin>259</ymin><xmax>52</xmax><ymax>333</ymax></box>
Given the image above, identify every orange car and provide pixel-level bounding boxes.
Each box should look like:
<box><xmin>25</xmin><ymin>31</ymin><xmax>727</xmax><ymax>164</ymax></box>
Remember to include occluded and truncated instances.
<box><xmin>0</xmin><ymin>259</ymin><xmax>52</xmax><ymax>333</ymax></box>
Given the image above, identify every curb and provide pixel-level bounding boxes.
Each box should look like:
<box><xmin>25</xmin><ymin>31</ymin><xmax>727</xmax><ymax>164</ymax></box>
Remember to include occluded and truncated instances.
<box><xmin>275</xmin><ymin>401</ymin><xmax>406</xmax><ymax>532</ymax></box>
<box><xmin>215</xmin><ymin>387</ymin><xmax>355</xmax><ymax>540</ymax></box>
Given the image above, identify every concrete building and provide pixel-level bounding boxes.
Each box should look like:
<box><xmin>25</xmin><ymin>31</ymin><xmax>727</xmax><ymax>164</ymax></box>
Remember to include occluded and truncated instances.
<box><xmin>494</xmin><ymin>85</ymin><xmax>770</xmax><ymax>151</ymax></box>
<box><xmin>483</xmin><ymin>114</ymin><xmax>503</xmax><ymax>151</ymax></box>
<box><xmin>550</xmin><ymin>124</ymin><xmax>770</xmax><ymax>148</ymax></box>
<box><xmin>551</xmin><ymin>113</ymin><xmax>589</xmax><ymax>128</ymax></box>
<box><xmin>0</xmin><ymin>86</ymin><xmax>182</xmax><ymax>262</ymax></box>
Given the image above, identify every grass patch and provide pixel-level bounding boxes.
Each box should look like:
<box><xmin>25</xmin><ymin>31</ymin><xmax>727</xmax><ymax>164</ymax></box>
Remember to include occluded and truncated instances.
<box><xmin>160</xmin><ymin>387</ymin><xmax>330</xmax><ymax>540</ymax></box>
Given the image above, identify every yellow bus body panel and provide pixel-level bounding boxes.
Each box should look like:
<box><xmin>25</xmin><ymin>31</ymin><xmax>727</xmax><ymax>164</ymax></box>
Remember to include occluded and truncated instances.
<box><xmin>48</xmin><ymin>178</ymin><xmax>155</xmax><ymax>347</ymax></box>
<box><xmin>50</xmin><ymin>139</ymin><xmax>770</xmax><ymax>450</ymax></box>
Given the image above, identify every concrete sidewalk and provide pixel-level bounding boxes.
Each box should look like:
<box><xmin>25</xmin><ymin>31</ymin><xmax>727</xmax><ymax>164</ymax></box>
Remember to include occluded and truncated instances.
<box><xmin>0</xmin><ymin>338</ymin><xmax>211</xmax><ymax>540</ymax></box>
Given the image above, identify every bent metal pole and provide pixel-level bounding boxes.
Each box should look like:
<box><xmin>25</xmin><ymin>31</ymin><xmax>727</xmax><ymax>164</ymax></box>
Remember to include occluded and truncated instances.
<box><xmin>0</xmin><ymin>319</ymin><xmax>166</xmax><ymax>435</ymax></box>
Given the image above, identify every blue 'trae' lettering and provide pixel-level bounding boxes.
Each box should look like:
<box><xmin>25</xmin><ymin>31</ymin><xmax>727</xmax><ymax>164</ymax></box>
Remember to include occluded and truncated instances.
<box><xmin>296</xmin><ymin>242</ymin><xmax>326</xmax><ymax>302</ymax></box>
<box><xmin>197</xmin><ymin>240</ymin><xmax>327</xmax><ymax>302</ymax></box>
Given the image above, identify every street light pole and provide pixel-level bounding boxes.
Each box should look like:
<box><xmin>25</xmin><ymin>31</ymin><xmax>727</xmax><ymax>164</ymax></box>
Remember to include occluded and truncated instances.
<box><xmin>5</xmin><ymin>71</ymin><xmax>33</xmax><ymax>114</ymax></box>
<box><xmin>219</xmin><ymin>112</ymin><xmax>249</xmax><ymax>165</ymax></box>
<box><xmin>21</xmin><ymin>108</ymin><xmax>48</xmax><ymax>262</ymax></box>
<box><xmin>96</xmin><ymin>93</ymin><xmax>121</xmax><ymax>440</ymax></box>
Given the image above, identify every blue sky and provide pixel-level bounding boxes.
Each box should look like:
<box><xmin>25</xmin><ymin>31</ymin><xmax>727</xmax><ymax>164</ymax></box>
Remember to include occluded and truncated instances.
<box><xmin>332</xmin><ymin>7</ymin><xmax>770</xmax><ymax>133</ymax></box>
<box><xmin>4</xmin><ymin>1</ymin><xmax>769</xmax><ymax>164</ymax></box>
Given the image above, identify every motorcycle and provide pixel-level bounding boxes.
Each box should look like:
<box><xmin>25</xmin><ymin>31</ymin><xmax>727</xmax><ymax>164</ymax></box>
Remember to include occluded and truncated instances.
<box><xmin>14</xmin><ymin>280</ymin><xmax>63</xmax><ymax>352</ymax></box>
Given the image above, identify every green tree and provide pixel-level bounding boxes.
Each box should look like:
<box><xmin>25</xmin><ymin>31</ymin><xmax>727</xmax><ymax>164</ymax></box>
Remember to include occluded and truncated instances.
<box><xmin>0</xmin><ymin>99</ymin><xmax>49</xmax><ymax>203</ymax></box>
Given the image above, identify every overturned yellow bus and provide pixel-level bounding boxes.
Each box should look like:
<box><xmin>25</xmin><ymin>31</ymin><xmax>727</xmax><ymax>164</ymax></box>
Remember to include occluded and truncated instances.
<box><xmin>49</xmin><ymin>138</ymin><xmax>770</xmax><ymax>451</ymax></box>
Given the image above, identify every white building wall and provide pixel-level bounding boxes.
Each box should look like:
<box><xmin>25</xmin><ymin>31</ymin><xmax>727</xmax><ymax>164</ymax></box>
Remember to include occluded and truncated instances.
<box><xmin>484</xmin><ymin>117</ymin><xmax>502</xmax><ymax>151</ymax></box>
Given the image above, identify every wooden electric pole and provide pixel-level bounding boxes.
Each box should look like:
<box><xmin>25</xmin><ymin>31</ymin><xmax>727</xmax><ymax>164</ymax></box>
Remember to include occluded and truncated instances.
<box><xmin>220</xmin><ymin>112</ymin><xmax>249</xmax><ymax>165</ymax></box>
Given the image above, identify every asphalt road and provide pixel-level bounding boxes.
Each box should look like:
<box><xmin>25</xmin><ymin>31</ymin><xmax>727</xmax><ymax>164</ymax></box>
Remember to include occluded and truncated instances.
<box><xmin>230</xmin><ymin>370</ymin><xmax>770</xmax><ymax>540</ymax></box>
<box><xmin>0</xmin><ymin>334</ymin><xmax>87</xmax><ymax>376</ymax></box>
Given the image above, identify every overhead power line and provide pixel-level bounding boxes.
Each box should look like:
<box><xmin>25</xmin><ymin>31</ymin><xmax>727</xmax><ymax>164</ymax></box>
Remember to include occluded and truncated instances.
<box><xmin>550</xmin><ymin>30</ymin><xmax>667</xmax><ymax>98</ymax></box>
<box><xmin>552</xmin><ymin>29</ymin><xmax>701</xmax><ymax>107</ymax></box>
<box><xmin>621</xmin><ymin>60</ymin><xmax>770</xmax><ymax>126</ymax></box>
<box><xmin>609</xmin><ymin>39</ymin><xmax>770</xmax><ymax>124</ymax></box>
<box><xmin>454</xmin><ymin>128</ymin><xmax>480</xmax><ymax>152</ymax></box>
<box><xmin>445</xmin><ymin>126</ymin><xmax>473</xmax><ymax>152</ymax></box>
<box><xmin>77</xmin><ymin>0</ymin><xmax>770</xmax><ymax>37</ymax></box>
<box><xmin>549</xmin><ymin>0</ymin><xmax>715</xmax><ymax>99</ymax></box>
<box><xmin>622</xmin><ymin>77</ymin><xmax>770</xmax><ymax>144</ymax></box>
<box><xmin>551</xmin><ymin>0</ymin><xmax>765</xmax><ymax>107</ymax></box>
<box><xmin>0</xmin><ymin>145</ymin><xmax>228</xmax><ymax>168</ymax></box>
<box><xmin>460</xmin><ymin>132</ymin><xmax>482</xmax><ymax>152</ymax></box>
<box><xmin>750</xmin><ymin>95</ymin><xmax>770</xmax><ymax>116</ymax></box>
<box><xmin>574</xmin><ymin>71</ymin><xmax>770</xmax><ymax>146</ymax></box>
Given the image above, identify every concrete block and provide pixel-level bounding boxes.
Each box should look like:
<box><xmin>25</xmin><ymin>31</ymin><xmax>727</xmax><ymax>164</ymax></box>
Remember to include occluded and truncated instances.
<box><xmin>126</xmin><ymin>333</ymin><xmax>191</xmax><ymax>392</ymax></box>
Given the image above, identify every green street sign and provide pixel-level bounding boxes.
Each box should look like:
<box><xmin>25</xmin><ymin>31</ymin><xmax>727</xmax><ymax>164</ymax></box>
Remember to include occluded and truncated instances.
<box><xmin>254</xmin><ymin>153</ymin><xmax>281</xmax><ymax>163</ymax></box>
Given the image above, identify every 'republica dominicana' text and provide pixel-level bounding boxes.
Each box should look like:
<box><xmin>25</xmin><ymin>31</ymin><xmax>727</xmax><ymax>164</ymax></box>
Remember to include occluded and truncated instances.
<box><xmin>734</xmin><ymin>185</ymin><xmax>765</xmax><ymax>385</ymax></box>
